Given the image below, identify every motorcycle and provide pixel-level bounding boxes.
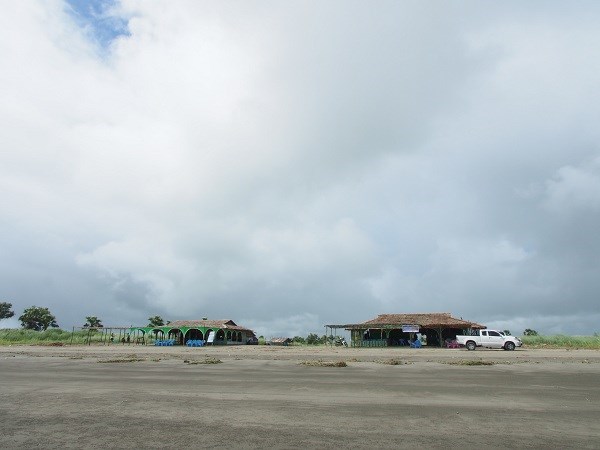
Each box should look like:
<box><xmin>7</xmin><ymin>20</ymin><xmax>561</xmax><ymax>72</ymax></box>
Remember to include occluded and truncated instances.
<box><xmin>334</xmin><ymin>337</ymin><xmax>348</xmax><ymax>347</ymax></box>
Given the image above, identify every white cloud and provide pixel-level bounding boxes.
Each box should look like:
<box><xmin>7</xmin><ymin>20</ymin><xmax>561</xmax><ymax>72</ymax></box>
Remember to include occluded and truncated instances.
<box><xmin>2</xmin><ymin>1</ymin><xmax>600</xmax><ymax>335</ymax></box>
<box><xmin>543</xmin><ymin>159</ymin><xmax>600</xmax><ymax>212</ymax></box>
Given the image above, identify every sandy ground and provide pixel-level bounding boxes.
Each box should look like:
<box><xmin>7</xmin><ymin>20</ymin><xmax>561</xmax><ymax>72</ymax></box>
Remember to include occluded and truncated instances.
<box><xmin>1</xmin><ymin>345</ymin><xmax>599</xmax><ymax>449</ymax></box>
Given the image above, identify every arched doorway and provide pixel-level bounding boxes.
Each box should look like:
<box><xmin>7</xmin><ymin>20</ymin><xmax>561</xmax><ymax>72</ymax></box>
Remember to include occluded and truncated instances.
<box><xmin>168</xmin><ymin>328</ymin><xmax>183</xmax><ymax>345</ymax></box>
<box><xmin>215</xmin><ymin>329</ymin><xmax>225</xmax><ymax>343</ymax></box>
<box><xmin>151</xmin><ymin>329</ymin><xmax>165</xmax><ymax>341</ymax></box>
<box><xmin>205</xmin><ymin>329</ymin><xmax>215</xmax><ymax>344</ymax></box>
<box><xmin>185</xmin><ymin>329</ymin><xmax>204</xmax><ymax>343</ymax></box>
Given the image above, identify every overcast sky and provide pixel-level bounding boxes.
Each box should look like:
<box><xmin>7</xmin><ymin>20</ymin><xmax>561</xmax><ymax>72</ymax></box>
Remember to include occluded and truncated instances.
<box><xmin>1</xmin><ymin>0</ymin><xmax>600</xmax><ymax>337</ymax></box>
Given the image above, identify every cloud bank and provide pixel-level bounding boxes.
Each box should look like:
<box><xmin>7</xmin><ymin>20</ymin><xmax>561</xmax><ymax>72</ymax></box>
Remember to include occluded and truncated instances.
<box><xmin>1</xmin><ymin>1</ymin><xmax>600</xmax><ymax>336</ymax></box>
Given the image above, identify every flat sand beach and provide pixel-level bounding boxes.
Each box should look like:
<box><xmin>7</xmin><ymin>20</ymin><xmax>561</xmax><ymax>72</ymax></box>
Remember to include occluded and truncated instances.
<box><xmin>1</xmin><ymin>345</ymin><xmax>599</xmax><ymax>449</ymax></box>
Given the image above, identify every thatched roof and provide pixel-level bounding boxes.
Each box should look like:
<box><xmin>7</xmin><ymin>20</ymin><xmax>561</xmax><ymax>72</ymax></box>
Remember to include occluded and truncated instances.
<box><xmin>166</xmin><ymin>319</ymin><xmax>253</xmax><ymax>332</ymax></box>
<box><xmin>328</xmin><ymin>313</ymin><xmax>484</xmax><ymax>330</ymax></box>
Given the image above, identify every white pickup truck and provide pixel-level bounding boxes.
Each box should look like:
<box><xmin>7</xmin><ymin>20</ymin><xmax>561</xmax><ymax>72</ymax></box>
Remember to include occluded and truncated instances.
<box><xmin>456</xmin><ymin>329</ymin><xmax>523</xmax><ymax>351</ymax></box>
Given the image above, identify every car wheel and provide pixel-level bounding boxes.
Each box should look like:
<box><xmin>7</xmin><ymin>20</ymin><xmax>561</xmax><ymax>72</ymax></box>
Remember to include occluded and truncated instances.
<box><xmin>466</xmin><ymin>341</ymin><xmax>476</xmax><ymax>351</ymax></box>
<box><xmin>504</xmin><ymin>341</ymin><xmax>515</xmax><ymax>351</ymax></box>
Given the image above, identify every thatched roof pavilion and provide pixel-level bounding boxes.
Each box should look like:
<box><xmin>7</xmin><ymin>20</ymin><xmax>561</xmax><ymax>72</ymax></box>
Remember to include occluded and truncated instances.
<box><xmin>326</xmin><ymin>313</ymin><xmax>484</xmax><ymax>348</ymax></box>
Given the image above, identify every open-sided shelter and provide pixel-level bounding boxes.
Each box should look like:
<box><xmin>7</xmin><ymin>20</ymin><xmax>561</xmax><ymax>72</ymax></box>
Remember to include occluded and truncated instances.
<box><xmin>326</xmin><ymin>313</ymin><xmax>484</xmax><ymax>348</ymax></box>
<box><xmin>131</xmin><ymin>319</ymin><xmax>256</xmax><ymax>346</ymax></box>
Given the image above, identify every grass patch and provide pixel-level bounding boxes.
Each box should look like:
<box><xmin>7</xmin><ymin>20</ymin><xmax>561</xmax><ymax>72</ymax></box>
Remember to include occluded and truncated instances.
<box><xmin>0</xmin><ymin>328</ymin><xmax>78</xmax><ymax>345</ymax></box>
<box><xmin>184</xmin><ymin>357</ymin><xmax>222</xmax><ymax>365</ymax></box>
<box><xmin>0</xmin><ymin>328</ymin><xmax>125</xmax><ymax>345</ymax></box>
<box><xmin>375</xmin><ymin>358</ymin><xmax>406</xmax><ymax>365</ymax></box>
<box><xmin>521</xmin><ymin>335</ymin><xmax>600</xmax><ymax>349</ymax></box>
<box><xmin>446</xmin><ymin>360</ymin><xmax>495</xmax><ymax>366</ymax></box>
<box><xmin>299</xmin><ymin>360</ymin><xmax>347</xmax><ymax>367</ymax></box>
<box><xmin>97</xmin><ymin>357</ymin><xmax>145</xmax><ymax>363</ymax></box>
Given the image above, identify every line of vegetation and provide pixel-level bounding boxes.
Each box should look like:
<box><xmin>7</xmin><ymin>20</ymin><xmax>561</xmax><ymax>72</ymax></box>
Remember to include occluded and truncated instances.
<box><xmin>2</xmin><ymin>329</ymin><xmax>599</xmax><ymax>348</ymax></box>
<box><xmin>0</xmin><ymin>328</ymin><xmax>114</xmax><ymax>345</ymax></box>
<box><xmin>257</xmin><ymin>334</ymin><xmax>347</xmax><ymax>346</ymax></box>
<box><xmin>521</xmin><ymin>335</ymin><xmax>600</xmax><ymax>349</ymax></box>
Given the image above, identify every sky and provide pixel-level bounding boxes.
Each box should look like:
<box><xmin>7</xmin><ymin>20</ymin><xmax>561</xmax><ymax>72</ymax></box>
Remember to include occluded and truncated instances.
<box><xmin>1</xmin><ymin>1</ymin><xmax>600</xmax><ymax>337</ymax></box>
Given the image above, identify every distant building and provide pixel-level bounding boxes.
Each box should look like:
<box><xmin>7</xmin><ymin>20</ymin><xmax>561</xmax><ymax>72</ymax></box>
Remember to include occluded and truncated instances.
<box><xmin>269</xmin><ymin>337</ymin><xmax>292</xmax><ymax>346</ymax></box>
<box><xmin>326</xmin><ymin>313</ymin><xmax>484</xmax><ymax>348</ymax></box>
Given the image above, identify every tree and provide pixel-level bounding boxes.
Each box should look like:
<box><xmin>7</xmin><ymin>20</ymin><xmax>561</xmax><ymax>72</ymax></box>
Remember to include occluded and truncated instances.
<box><xmin>523</xmin><ymin>328</ymin><xmax>538</xmax><ymax>336</ymax></box>
<box><xmin>0</xmin><ymin>302</ymin><xmax>14</xmax><ymax>320</ymax></box>
<box><xmin>19</xmin><ymin>306</ymin><xmax>58</xmax><ymax>331</ymax></box>
<box><xmin>83</xmin><ymin>316</ymin><xmax>103</xmax><ymax>328</ymax></box>
<box><xmin>306</xmin><ymin>333</ymin><xmax>320</xmax><ymax>345</ymax></box>
<box><xmin>292</xmin><ymin>336</ymin><xmax>305</xmax><ymax>344</ymax></box>
<box><xmin>147</xmin><ymin>315</ymin><xmax>165</xmax><ymax>327</ymax></box>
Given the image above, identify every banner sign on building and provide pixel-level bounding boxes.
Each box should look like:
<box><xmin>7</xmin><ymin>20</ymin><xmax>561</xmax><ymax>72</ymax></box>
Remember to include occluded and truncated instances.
<box><xmin>401</xmin><ymin>324</ymin><xmax>420</xmax><ymax>333</ymax></box>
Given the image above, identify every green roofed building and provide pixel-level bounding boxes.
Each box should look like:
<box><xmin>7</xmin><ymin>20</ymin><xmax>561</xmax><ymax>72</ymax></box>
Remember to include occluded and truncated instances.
<box><xmin>326</xmin><ymin>313</ymin><xmax>485</xmax><ymax>348</ymax></box>
<box><xmin>131</xmin><ymin>319</ymin><xmax>256</xmax><ymax>345</ymax></box>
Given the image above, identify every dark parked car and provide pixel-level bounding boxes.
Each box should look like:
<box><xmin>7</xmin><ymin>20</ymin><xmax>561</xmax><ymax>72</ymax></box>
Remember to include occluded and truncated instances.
<box><xmin>246</xmin><ymin>336</ymin><xmax>258</xmax><ymax>345</ymax></box>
